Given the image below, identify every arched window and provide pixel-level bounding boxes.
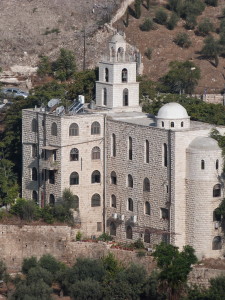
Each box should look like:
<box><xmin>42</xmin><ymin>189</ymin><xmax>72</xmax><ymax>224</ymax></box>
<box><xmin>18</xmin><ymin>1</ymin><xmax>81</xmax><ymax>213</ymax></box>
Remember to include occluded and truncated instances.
<box><xmin>145</xmin><ymin>202</ymin><xmax>150</xmax><ymax>215</ymax></box>
<box><xmin>110</xmin><ymin>222</ymin><xmax>116</xmax><ymax>236</ymax></box>
<box><xmin>144</xmin><ymin>229</ymin><xmax>150</xmax><ymax>243</ymax></box>
<box><xmin>213</xmin><ymin>209</ymin><xmax>221</xmax><ymax>222</ymax></box>
<box><xmin>32</xmin><ymin>167</ymin><xmax>37</xmax><ymax>181</ymax></box>
<box><xmin>32</xmin><ymin>119</ymin><xmax>38</xmax><ymax>132</ymax></box>
<box><xmin>143</xmin><ymin>177</ymin><xmax>150</xmax><ymax>192</ymax></box>
<box><xmin>91</xmin><ymin>170</ymin><xmax>101</xmax><ymax>183</ymax></box>
<box><xmin>49</xmin><ymin>194</ymin><xmax>55</xmax><ymax>206</ymax></box>
<box><xmin>111</xmin><ymin>171</ymin><xmax>117</xmax><ymax>185</ymax></box>
<box><xmin>117</xmin><ymin>47</ymin><xmax>124</xmax><ymax>61</ymax></box>
<box><xmin>128</xmin><ymin>174</ymin><xmax>133</xmax><ymax>188</ymax></box>
<box><xmin>181</xmin><ymin>121</ymin><xmax>184</xmax><ymax>127</ymax></box>
<box><xmin>103</xmin><ymin>88</ymin><xmax>107</xmax><ymax>106</ymax></box>
<box><xmin>213</xmin><ymin>184</ymin><xmax>221</xmax><ymax>197</ymax></box>
<box><xmin>74</xmin><ymin>195</ymin><xmax>79</xmax><ymax>209</ymax></box>
<box><xmin>112</xmin><ymin>134</ymin><xmax>116</xmax><ymax>157</ymax></box>
<box><xmin>69</xmin><ymin>123</ymin><xmax>79</xmax><ymax>136</ymax></box>
<box><xmin>216</xmin><ymin>159</ymin><xmax>219</xmax><ymax>170</ymax></box>
<box><xmin>201</xmin><ymin>160</ymin><xmax>205</xmax><ymax>170</ymax></box>
<box><xmin>145</xmin><ymin>140</ymin><xmax>149</xmax><ymax>163</ymax></box>
<box><xmin>92</xmin><ymin>147</ymin><xmax>100</xmax><ymax>160</ymax></box>
<box><xmin>126</xmin><ymin>226</ymin><xmax>132</xmax><ymax>239</ymax></box>
<box><xmin>51</xmin><ymin>122</ymin><xmax>57</xmax><ymax>136</ymax></box>
<box><xmin>128</xmin><ymin>198</ymin><xmax>133</xmax><ymax>211</ymax></box>
<box><xmin>123</xmin><ymin>89</ymin><xmax>129</xmax><ymax>106</ymax></box>
<box><xmin>70</xmin><ymin>148</ymin><xmax>79</xmax><ymax>161</ymax></box>
<box><xmin>212</xmin><ymin>236</ymin><xmax>222</xmax><ymax>250</ymax></box>
<box><xmin>32</xmin><ymin>191</ymin><xmax>38</xmax><ymax>202</ymax></box>
<box><xmin>70</xmin><ymin>172</ymin><xmax>79</xmax><ymax>185</ymax></box>
<box><xmin>171</xmin><ymin>122</ymin><xmax>174</xmax><ymax>128</ymax></box>
<box><xmin>91</xmin><ymin>121</ymin><xmax>100</xmax><ymax>135</ymax></box>
<box><xmin>105</xmin><ymin>68</ymin><xmax>109</xmax><ymax>82</ymax></box>
<box><xmin>128</xmin><ymin>136</ymin><xmax>132</xmax><ymax>160</ymax></box>
<box><xmin>111</xmin><ymin>195</ymin><xmax>116</xmax><ymax>208</ymax></box>
<box><xmin>91</xmin><ymin>193</ymin><xmax>101</xmax><ymax>207</ymax></box>
<box><xmin>163</xmin><ymin>143</ymin><xmax>167</xmax><ymax>167</ymax></box>
<box><xmin>122</xmin><ymin>68</ymin><xmax>128</xmax><ymax>82</ymax></box>
<box><xmin>32</xmin><ymin>144</ymin><xmax>37</xmax><ymax>158</ymax></box>
<box><xmin>162</xmin><ymin>121</ymin><xmax>164</xmax><ymax>127</ymax></box>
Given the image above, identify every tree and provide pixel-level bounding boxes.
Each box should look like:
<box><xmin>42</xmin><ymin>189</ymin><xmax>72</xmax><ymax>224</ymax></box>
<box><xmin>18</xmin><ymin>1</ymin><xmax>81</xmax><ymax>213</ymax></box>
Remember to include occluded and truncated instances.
<box><xmin>37</xmin><ymin>56</ymin><xmax>52</xmax><ymax>77</ymax></box>
<box><xmin>161</xmin><ymin>61</ymin><xmax>200</xmax><ymax>94</ymax></box>
<box><xmin>69</xmin><ymin>279</ymin><xmax>103</xmax><ymax>300</ymax></box>
<box><xmin>38</xmin><ymin>254</ymin><xmax>64</xmax><ymax>277</ymax></box>
<box><xmin>153</xmin><ymin>243</ymin><xmax>197</xmax><ymax>300</ymax></box>
<box><xmin>22</xmin><ymin>257</ymin><xmax>38</xmax><ymax>275</ymax></box>
<box><xmin>134</xmin><ymin>0</ymin><xmax>142</xmax><ymax>19</ymax></box>
<box><xmin>155</xmin><ymin>8</ymin><xmax>168</xmax><ymax>25</ymax></box>
<box><xmin>168</xmin><ymin>0</ymin><xmax>183</xmax><ymax>15</ymax></box>
<box><xmin>52</xmin><ymin>48</ymin><xmax>76</xmax><ymax>81</ymax></box>
<box><xmin>174</xmin><ymin>32</ymin><xmax>192</xmax><ymax>48</ymax></box>
<box><xmin>0</xmin><ymin>159</ymin><xmax>18</xmax><ymax>207</ymax></box>
<box><xmin>201</xmin><ymin>35</ymin><xmax>220</xmax><ymax>67</ymax></box>
<box><xmin>10</xmin><ymin>198</ymin><xmax>40</xmax><ymax>221</ymax></box>
<box><xmin>185</xmin><ymin>14</ymin><xmax>197</xmax><ymax>30</ymax></box>
<box><xmin>0</xmin><ymin>260</ymin><xmax>7</xmax><ymax>281</ymax></box>
<box><xmin>197</xmin><ymin>18</ymin><xmax>214</xmax><ymax>36</ymax></box>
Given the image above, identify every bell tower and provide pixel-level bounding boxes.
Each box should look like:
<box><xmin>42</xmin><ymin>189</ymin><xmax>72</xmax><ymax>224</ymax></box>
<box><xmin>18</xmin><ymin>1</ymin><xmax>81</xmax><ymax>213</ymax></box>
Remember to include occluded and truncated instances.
<box><xmin>96</xmin><ymin>33</ymin><xmax>140</xmax><ymax>111</ymax></box>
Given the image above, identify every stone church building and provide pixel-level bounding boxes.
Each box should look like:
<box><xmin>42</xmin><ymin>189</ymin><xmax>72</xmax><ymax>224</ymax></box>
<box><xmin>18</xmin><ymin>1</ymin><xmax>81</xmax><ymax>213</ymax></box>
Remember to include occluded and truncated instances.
<box><xmin>22</xmin><ymin>33</ymin><xmax>224</xmax><ymax>259</ymax></box>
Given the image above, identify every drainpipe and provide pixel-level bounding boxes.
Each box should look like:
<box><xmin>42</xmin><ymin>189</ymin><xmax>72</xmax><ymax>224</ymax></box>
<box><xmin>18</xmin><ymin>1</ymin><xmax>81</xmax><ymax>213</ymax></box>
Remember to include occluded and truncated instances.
<box><xmin>103</xmin><ymin>114</ymin><xmax>107</xmax><ymax>233</ymax></box>
<box><xmin>168</xmin><ymin>129</ymin><xmax>172</xmax><ymax>244</ymax></box>
<box><xmin>36</xmin><ymin>112</ymin><xmax>40</xmax><ymax>206</ymax></box>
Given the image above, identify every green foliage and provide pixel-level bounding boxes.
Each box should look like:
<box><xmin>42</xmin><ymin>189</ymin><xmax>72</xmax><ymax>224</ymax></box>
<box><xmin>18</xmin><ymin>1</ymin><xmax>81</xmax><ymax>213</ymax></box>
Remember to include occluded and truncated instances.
<box><xmin>102</xmin><ymin>253</ymin><xmax>122</xmax><ymax>278</ymax></box>
<box><xmin>38</xmin><ymin>254</ymin><xmax>63</xmax><ymax>276</ymax></box>
<box><xmin>76</xmin><ymin>231</ymin><xmax>82</xmax><ymax>241</ymax></box>
<box><xmin>197</xmin><ymin>18</ymin><xmax>214</xmax><ymax>36</ymax></box>
<box><xmin>161</xmin><ymin>60</ymin><xmax>200</xmax><ymax>94</ymax></box>
<box><xmin>138</xmin><ymin>75</ymin><xmax>158</xmax><ymax>100</ymax></box>
<box><xmin>155</xmin><ymin>8</ymin><xmax>168</xmax><ymax>25</ymax></box>
<box><xmin>181</xmin><ymin>0</ymin><xmax>206</xmax><ymax>19</ymax></box>
<box><xmin>41</xmin><ymin>205</ymin><xmax>54</xmax><ymax>224</ymax></box>
<box><xmin>134</xmin><ymin>0</ymin><xmax>142</xmax><ymax>19</ymax></box>
<box><xmin>69</xmin><ymin>279</ymin><xmax>103</xmax><ymax>300</ymax></box>
<box><xmin>52</xmin><ymin>48</ymin><xmax>76</xmax><ymax>81</ymax></box>
<box><xmin>185</xmin><ymin>14</ymin><xmax>197</xmax><ymax>30</ymax></box>
<box><xmin>174</xmin><ymin>32</ymin><xmax>192</xmax><ymax>48</ymax></box>
<box><xmin>133</xmin><ymin>238</ymin><xmax>145</xmax><ymax>249</ymax></box>
<box><xmin>43</xmin><ymin>27</ymin><xmax>60</xmax><ymax>35</ymax></box>
<box><xmin>10</xmin><ymin>198</ymin><xmax>40</xmax><ymax>221</ymax></box>
<box><xmin>153</xmin><ymin>243</ymin><xmax>197</xmax><ymax>299</ymax></box>
<box><xmin>146</xmin><ymin>0</ymin><xmax>150</xmax><ymax>10</ymax></box>
<box><xmin>62</xmin><ymin>188</ymin><xmax>78</xmax><ymax>210</ymax></box>
<box><xmin>0</xmin><ymin>158</ymin><xmax>18</xmax><ymax>206</ymax></box>
<box><xmin>205</xmin><ymin>0</ymin><xmax>218</xmax><ymax>7</ymax></box>
<box><xmin>22</xmin><ymin>257</ymin><xmax>38</xmax><ymax>275</ymax></box>
<box><xmin>140</xmin><ymin>17</ymin><xmax>155</xmax><ymax>31</ymax></box>
<box><xmin>168</xmin><ymin>0</ymin><xmax>183</xmax><ymax>15</ymax></box>
<box><xmin>26</xmin><ymin>266</ymin><xmax>53</xmax><ymax>286</ymax></box>
<box><xmin>97</xmin><ymin>232</ymin><xmax>113</xmax><ymax>242</ymax></box>
<box><xmin>145</xmin><ymin>47</ymin><xmax>153</xmax><ymax>60</ymax></box>
<box><xmin>0</xmin><ymin>260</ymin><xmax>7</xmax><ymax>281</ymax></box>
<box><xmin>167</xmin><ymin>12</ymin><xmax>179</xmax><ymax>30</ymax></box>
<box><xmin>37</xmin><ymin>56</ymin><xmax>52</xmax><ymax>77</ymax></box>
<box><xmin>201</xmin><ymin>35</ymin><xmax>220</xmax><ymax>67</ymax></box>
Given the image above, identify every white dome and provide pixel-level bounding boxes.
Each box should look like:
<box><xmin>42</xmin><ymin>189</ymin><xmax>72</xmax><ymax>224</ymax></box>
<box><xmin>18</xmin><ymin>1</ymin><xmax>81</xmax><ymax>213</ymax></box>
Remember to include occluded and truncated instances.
<box><xmin>157</xmin><ymin>102</ymin><xmax>189</xmax><ymax>119</ymax></box>
<box><xmin>110</xmin><ymin>33</ymin><xmax>125</xmax><ymax>43</ymax></box>
<box><xmin>188</xmin><ymin>137</ymin><xmax>220</xmax><ymax>151</ymax></box>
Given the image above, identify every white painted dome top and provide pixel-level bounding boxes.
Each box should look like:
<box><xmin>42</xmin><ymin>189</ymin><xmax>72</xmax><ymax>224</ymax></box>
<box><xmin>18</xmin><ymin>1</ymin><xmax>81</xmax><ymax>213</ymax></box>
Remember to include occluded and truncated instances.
<box><xmin>157</xmin><ymin>102</ymin><xmax>189</xmax><ymax>119</ymax></box>
<box><xmin>188</xmin><ymin>136</ymin><xmax>220</xmax><ymax>151</ymax></box>
<box><xmin>110</xmin><ymin>33</ymin><xmax>125</xmax><ymax>43</ymax></box>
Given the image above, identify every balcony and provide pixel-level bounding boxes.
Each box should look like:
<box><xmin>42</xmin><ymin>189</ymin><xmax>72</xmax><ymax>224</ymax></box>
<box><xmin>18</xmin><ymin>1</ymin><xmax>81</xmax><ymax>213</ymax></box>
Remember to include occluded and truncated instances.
<box><xmin>40</xmin><ymin>158</ymin><xmax>58</xmax><ymax>170</ymax></box>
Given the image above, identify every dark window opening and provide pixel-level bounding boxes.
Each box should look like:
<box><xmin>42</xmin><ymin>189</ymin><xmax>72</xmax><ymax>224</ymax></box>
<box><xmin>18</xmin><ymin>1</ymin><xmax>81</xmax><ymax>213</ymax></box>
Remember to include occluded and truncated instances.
<box><xmin>161</xmin><ymin>208</ymin><xmax>169</xmax><ymax>220</ymax></box>
<box><xmin>126</xmin><ymin>226</ymin><xmax>132</xmax><ymax>239</ymax></box>
<box><xmin>110</xmin><ymin>222</ymin><xmax>116</xmax><ymax>236</ymax></box>
<box><xmin>201</xmin><ymin>160</ymin><xmax>205</xmax><ymax>170</ymax></box>
<box><xmin>32</xmin><ymin>167</ymin><xmax>38</xmax><ymax>181</ymax></box>
<box><xmin>49</xmin><ymin>194</ymin><xmax>55</xmax><ymax>206</ymax></box>
<box><xmin>143</xmin><ymin>178</ymin><xmax>150</xmax><ymax>192</ymax></box>
<box><xmin>91</xmin><ymin>122</ymin><xmax>100</xmax><ymax>135</ymax></box>
<box><xmin>181</xmin><ymin>121</ymin><xmax>184</xmax><ymax>127</ymax></box>
<box><xmin>216</xmin><ymin>159</ymin><xmax>219</xmax><ymax>170</ymax></box>
<box><xmin>111</xmin><ymin>195</ymin><xmax>116</xmax><ymax>208</ymax></box>
<box><xmin>128</xmin><ymin>198</ymin><xmax>133</xmax><ymax>211</ymax></box>
<box><xmin>128</xmin><ymin>137</ymin><xmax>132</xmax><ymax>160</ymax></box>
<box><xmin>163</xmin><ymin>143</ymin><xmax>167</xmax><ymax>167</ymax></box>
<box><xmin>123</xmin><ymin>89</ymin><xmax>129</xmax><ymax>106</ymax></box>
<box><xmin>105</xmin><ymin>68</ymin><xmax>109</xmax><ymax>82</ymax></box>
<box><xmin>128</xmin><ymin>174</ymin><xmax>133</xmax><ymax>188</ymax></box>
<box><xmin>49</xmin><ymin>170</ymin><xmax>55</xmax><ymax>184</ymax></box>
<box><xmin>51</xmin><ymin>122</ymin><xmax>57</xmax><ymax>136</ymax></box>
<box><xmin>91</xmin><ymin>194</ymin><xmax>101</xmax><ymax>207</ymax></box>
<box><xmin>92</xmin><ymin>147</ymin><xmax>100</xmax><ymax>160</ymax></box>
<box><xmin>146</xmin><ymin>140</ymin><xmax>149</xmax><ymax>163</ymax></box>
<box><xmin>69</xmin><ymin>123</ymin><xmax>79</xmax><ymax>136</ymax></box>
<box><xmin>112</xmin><ymin>134</ymin><xmax>116</xmax><ymax>157</ymax></box>
<box><xmin>70</xmin><ymin>148</ymin><xmax>79</xmax><ymax>161</ymax></box>
<box><xmin>91</xmin><ymin>170</ymin><xmax>101</xmax><ymax>183</ymax></box>
<box><xmin>122</xmin><ymin>68</ymin><xmax>128</xmax><ymax>83</ymax></box>
<box><xmin>212</xmin><ymin>236</ymin><xmax>222</xmax><ymax>250</ymax></box>
<box><xmin>32</xmin><ymin>191</ymin><xmax>38</xmax><ymax>203</ymax></box>
<box><xmin>213</xmin><ymin>184</ymin><xmax>221</xmax><ymax>197</ymax></box>
<box><xmin>144</xmin><ymin>229</ymin><xmax>150</xmax><ymax>243</ymax></box>
<box><xmin>145</xmin><ymin>202</ymin><xmax>150</xmax><ymax>215</ymax></box>
<box><xmin>32</xmin><ymin>119</ymin><xmax>38</xmax><ymax>132</ymax></box>
<box><xmin>70</xmin><ymin>172</ymin><xmax>79</xmax><ymax>185</ymax></box>
<box><xmin>111</xmin><ymin>171</ymin><xmax>117</xmax><ymax>185</ymax></box>
<box><xmin>171</xmin><ymin>122</ymin><xmax>174</xmax><ymax>128</ymax></box>
<box><xmin>103</xmin><ymin>88</ymin><xmax>107</xmax><ymax>106</ymax></box>
<box><xmin>32</xmin><ymin>144</ymin><xmax>38</xmax><ymax>158</ymax></box>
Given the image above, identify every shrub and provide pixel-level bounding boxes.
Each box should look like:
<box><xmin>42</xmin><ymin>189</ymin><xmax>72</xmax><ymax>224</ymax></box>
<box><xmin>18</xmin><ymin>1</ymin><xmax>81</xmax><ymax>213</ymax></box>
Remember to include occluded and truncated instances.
<box><xmin>27</xmin><ymin>266</ymin><xmax>53</xmax><ymax>286</ymax></box>
<box><xmin>185</xmin><ymin>14</ymin><xmax>197</xmax><ymax>30</ymax></box>
<box><xmin>197</xmin><ymin>18</ymin><xmax>214</xmax><ymax>36</ymax></box>
<box><xmin>41</xmin><ymin>205</ymin><xmax>54</xmax><ymax>224</ymax></box>
<box><xmin>0</xmin><ymin>260</ymin><xmax>7</xmax><ymax>281</ymax></box>
<box><xmin>11</xmin><ymin>198</ymin><xmax>40</xmax><ymax>221</ymax></box>
<box><xmin>167</xmin><ymin>12</ymin><xmax>179</xmax><ymax>30</ymax></box>
<box><xmin>22</xmin><ymin>257</ymin><xmax>38</xmax><ymax>275</ymax></box>
<box><xmin>98</xmin><ymin>232</ymin><xmax>113</xmax><ymax>242</ymax></box>
<box><xmin>168</xmin><ymin>0</ymin><xmax>183</xmax><ymax>15</ymax></box>
<box><xmin>181</xmin><ymin>0</ymin><xmax>205</xmax><ymax>19</ymax></box>
<box><xmin>174</xmin><ymin>32</ymin><xmax>192</xmax><ymax>48</ymax></box>
<box><xmin>69</xmin><ymin>279</ymin><xmax>103</xmax><ymax>300</ymax></box>
<box><xmin>140</xmin><ymin>18</ymin><xmax>155</xmax><ymax>31</ymax></box>
<box><xmin>145</xmin><ymin>48</ymin><xmax>153</xmax><ymax>60</ymax></box>
<box><xmin>38</xmin><ymin>254</ymin><xmax>63</xmax><ymax>276</ymax></box>
<box><xmin>134</xmin><ymin>0</ymin><xmax>142</xmax><ymax>19</ymax></box>
<box><xmin>155</xmin><ymin>8</ymin><xmax>168</xmax><ymax>25</ymax></box>
<box><xmin>76</xmin><ymin>231</ymin><xmax>82</xmax><ymax>241</ymax></box>
<box><xmin>133</xmin><ymin>238</ymin><xmax>145</xmax><ymax>249</ymax></box>
<box><xmin>205</xmin><ymin>0</ymin><xmax>218</xmax><ymax>7</ymax></box>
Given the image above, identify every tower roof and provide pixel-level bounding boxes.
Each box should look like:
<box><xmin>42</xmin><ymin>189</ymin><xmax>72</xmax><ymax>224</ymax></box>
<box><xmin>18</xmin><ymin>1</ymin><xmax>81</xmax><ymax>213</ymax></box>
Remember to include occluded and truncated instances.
<box><xmin>110</xmin><ymin>33</ymin><xmax>125</xmax><ymax>43</ymax></box>
<box><xmin>188</xmin><ymin>136</ymin><xmax>220</xmax><ymax>151</ymax></box>
<box><xmin>157</xmin><ymin>102</ymin><xmax>189</xmax><ymax>119</ymax></box>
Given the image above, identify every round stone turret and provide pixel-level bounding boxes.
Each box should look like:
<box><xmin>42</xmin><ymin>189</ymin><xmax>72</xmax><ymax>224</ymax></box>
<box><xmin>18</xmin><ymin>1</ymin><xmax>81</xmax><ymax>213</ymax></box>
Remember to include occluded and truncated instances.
<box><xmin>156</xmin><ymin>102</ymin><xmax>190</xmax><ymax>130</ymax></box>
